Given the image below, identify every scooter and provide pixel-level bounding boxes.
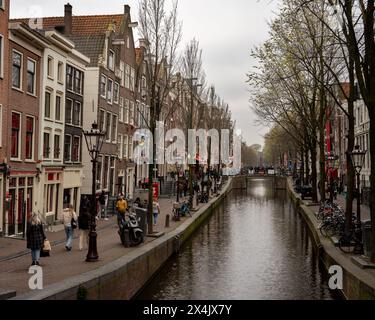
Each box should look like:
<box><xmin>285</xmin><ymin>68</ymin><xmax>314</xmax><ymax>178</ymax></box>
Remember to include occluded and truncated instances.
<box><xmin>118</xmin><ymin>213</ymin><xmax>144</xmax><ymax>246</ymax></box>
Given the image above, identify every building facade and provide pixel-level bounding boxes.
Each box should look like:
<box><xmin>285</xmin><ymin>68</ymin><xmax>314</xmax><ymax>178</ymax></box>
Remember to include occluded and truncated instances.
<box><xmin>0</xmin><ymin>0</ymin><xmax>9</xmax><ymax>235</ymax></box>
<box><xmin>5</xmin><ymin>22</ymin><xmax>48</xmax><ymax>237</ymax></box>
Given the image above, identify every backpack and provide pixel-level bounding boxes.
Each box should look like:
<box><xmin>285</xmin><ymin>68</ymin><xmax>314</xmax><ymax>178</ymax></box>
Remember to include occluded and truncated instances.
<box><xmin>117</xmin><ymin>200</ymin><xmax>127</xmax><ymax>213</ymax></box>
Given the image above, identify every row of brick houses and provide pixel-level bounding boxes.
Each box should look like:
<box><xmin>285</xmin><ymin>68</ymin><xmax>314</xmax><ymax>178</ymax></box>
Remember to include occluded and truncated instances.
<box><xmin>0</xmin><ymin>2</ymin><xmax>152</xmax><ymax>237</ymax></box>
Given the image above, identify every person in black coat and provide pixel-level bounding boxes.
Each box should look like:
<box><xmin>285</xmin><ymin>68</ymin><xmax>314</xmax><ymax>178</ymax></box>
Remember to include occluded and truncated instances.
<box><xmin>78</xmin><ymin>196</ymin><xmax>91</xmax><ymax>251</ymax></box>
<box><xmin>26</xmin><ymin>212</ymin><xmax>46</xmax><ymax>266</ymax></box>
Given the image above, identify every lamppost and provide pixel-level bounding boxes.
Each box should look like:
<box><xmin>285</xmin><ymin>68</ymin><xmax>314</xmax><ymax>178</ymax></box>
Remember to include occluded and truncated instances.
<box><xmin>350</xmin><ymin>145</ymin><xmax>367</xmax><ymax>254</ymax></box>
<box><xmin>176</xmin><ymin>162</ymin><xmax>181</xmax><ymax>203</ymax></box>
<box><xmin>83</xmin><ymin>122</ymin><xmax>106</xmax><ymax>262</ymax></box>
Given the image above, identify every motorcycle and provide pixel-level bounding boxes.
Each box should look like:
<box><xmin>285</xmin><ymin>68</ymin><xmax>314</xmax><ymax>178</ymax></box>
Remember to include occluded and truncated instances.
<box><xmin>118</xmin><ymin>213</ymin><xmax>144</xmax><ymax>246</ymax></box>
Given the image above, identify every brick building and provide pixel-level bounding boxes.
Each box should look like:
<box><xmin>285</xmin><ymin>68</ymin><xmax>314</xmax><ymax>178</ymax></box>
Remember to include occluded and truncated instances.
<box><xmin>0</xmin><ymin>0</ymin><xmax>9</xmax><ymax>235</ymax></box>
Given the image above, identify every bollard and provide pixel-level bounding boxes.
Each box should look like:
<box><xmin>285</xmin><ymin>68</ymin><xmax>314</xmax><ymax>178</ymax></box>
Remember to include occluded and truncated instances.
<box><xmin>124</xmin><ymin>228</ymin><xmax>131</xmax><ymax>248</ymax></box>
<box><xmin>165</xmin><ymin>214</ymin><xmax>170</xmax><ymax>228</ymax></box>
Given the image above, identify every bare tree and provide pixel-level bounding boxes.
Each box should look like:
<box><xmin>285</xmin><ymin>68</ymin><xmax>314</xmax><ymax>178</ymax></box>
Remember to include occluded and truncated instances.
<box><xmin>138</xmin><ymin>0</ymin><xmax>182</xmax><ymax>234</ymax></box>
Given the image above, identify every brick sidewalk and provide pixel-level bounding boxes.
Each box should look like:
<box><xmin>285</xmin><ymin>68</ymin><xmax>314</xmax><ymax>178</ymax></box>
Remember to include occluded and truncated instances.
<box><xmin>0</xmin><ymin>191</ymin><xmax>213</xmax><ymax>296</ymax></box>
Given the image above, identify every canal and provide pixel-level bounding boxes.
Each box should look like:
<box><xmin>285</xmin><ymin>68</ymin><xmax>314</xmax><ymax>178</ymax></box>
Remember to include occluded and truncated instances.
<box><xmin>137</xmin><ymin>178</ymin><xmax>341</xmax><ymax>300</ymax></box>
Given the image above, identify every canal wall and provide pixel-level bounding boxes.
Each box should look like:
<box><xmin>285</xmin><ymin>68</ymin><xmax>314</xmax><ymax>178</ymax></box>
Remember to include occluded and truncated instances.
<box><xmin>14</xmin><ymin>178</ymin><xmax>236</xmax><ymax>300</ymax></box>
<box><xmin>286</xmin><ymin>178</ymin><xmax>375</xmax><ymax>300</ymax></box>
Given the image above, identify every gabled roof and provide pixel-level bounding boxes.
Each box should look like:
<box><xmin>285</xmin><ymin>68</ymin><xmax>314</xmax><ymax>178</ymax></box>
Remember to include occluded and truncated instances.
<box><xmin>12</xmin><ymin>14</ymin><xmax>124</xmax><ymax>36</ymax></box>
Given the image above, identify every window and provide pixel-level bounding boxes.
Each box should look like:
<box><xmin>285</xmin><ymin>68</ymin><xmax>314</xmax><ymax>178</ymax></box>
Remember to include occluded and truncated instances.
<box><xmin>123</xmin><ymin>135</ymin><xmax>128</xmax><ymax>158</ymax></box>
<box><xmin>65</xmin><ymin>99</ymin><xmax>72</xmax><ymax>124</ymax></box>
<box><xmin>130</xmin><ymin>67</ymin><xmax>135</xmax><ymax>91</ymax></box>
<box><xmin>129</xmin><ymin>135</ymin><xmax>133</xmax><ymax>159</ymax></box>
<box><xmin>112</xmin><ymin>115</ymin><xmax>117</xmax><ymax>143</ymax></box>
<box><xmin>73</xmin><ymin>101</ymin><xmax>81</xmax><ymax>126</ymax></box>
<box><xmin>125</xmin><ymin>64</ymin><xmax>130</xmax><ymax>89</ymax></box>
<box><xmin>0</xmin><ymin>35</ymin><xmax>3</xmax><ymax>78</ymax></box>
<box><xmin>27</xmin><ymin>59</ymin><xmax>36</xmax><ymax>94</ymax></box>
<box><xmin>99</xmin><ymin>109</ymin><xmax>105</xmax><ymax>132</ymax></box>
<box><xmin>124</xmin><ymin>99</ymin><xmax>129</xmax><ymax>123</ymax></box>
<box><xmin>96</xmin><ymin>156</ymin><xmax>102</xmax><ymax>190</ymax></box>
<box><xmin>12</xmin><ymin>51</ymin><xmax>22</xmax><ymax>89</ymax></box>
<box><xmin>119</xmin><ymin>97</ymin><xmax>124</xmax><ymax>122</ymax></box>
<box><xmin>26</xmin><ymin>117</ymin><xmax>34</xmax><ymax>160</ymax></box>
<box><xmin>141</xmin><ymin>76</ymin><xmax>147</xmax><ymax>98</ymax></box>
<box><xmin>114</xmin><ymin>82</ymin><xmax>120</xmax><ymax>104</ymax></box>
<box><xmin>107</xmin><ymin>79</ymin><xmax>113</xmax><ymax>103</ymax></box>
<box><xmin>118</xmin><ymin>134</ymin><xmax>123</xmax><ymax>158</ymax></box>
<box><xmin>75</xmin><ymin>69</ymin><xmax>82</xmax><ymax>94</ymax></box>
<box><xmin>130</xmin><ymin>101</ymin><xmax>134</xmax><ymax>125</ymax></box>
<box><xmin>108</xmin><ymin>50</ymin><xmax>115</xmax><ymax>71</ymax></box>
<box><xmin>103</xmin><ymin>156</ymin><xmax>109</xmax><ymax>189</ymax></box>
<box><xmin>43</xmin><ymin>132</ymin><xmax>50</xmax><ymax>158</ymax></box>
<box><xmin>57</xmin><ymin>61</ymin><xmax>64</xmax><ymax>83</ymax></box>
<box><xmin>47</xmin><ymin>56</ymin><xmax>54</xmax><ymax>78</ymax></box>
<box><xmin>120</xmin><ymin>61</ymin><xmax>125</xmax><ymax>87</ymax></box>
<box><xmin>64</xmin><ymin>135</ymin><xmax>72</xmax><ymax>162</ymax></box>
<box><xmin>55</xmin><ymin>95</ymin><xmax>61</xmax><ymax>121</ymax></box>
<box><xmin>54</xmin><ymin>135</ymin><xmax>60</xmax><ymax>159</ymax></box>
<box><xmin>11</xmin><ymin>113</ymin><xmax>21</xmax><ymax>159</ymax></box>
<box><xmin>100</xmin><ymin>74</ymin><xmax>107</xmax><ymax>98</ymax></box>
<box><xmin>72</xmin><ymin>136</ymin><xmax>80</xmax><ymax>162</ymax></box>
<box><xmin>67</xmin><ymin>65</ymin><xmax>73</xmax><ymax>91</ymax></box>
<box><xmin>45</xmin><ymin>91</ymin><xmax>51</xmax><ymax>118</ymax></box>
<box><xmin>106</xmin><ymin>112</ymin><xmax>111</xmax><ymax>141</ymax></box>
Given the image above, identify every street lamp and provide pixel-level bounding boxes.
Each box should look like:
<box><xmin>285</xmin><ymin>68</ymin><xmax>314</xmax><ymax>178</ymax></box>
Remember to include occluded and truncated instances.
<box><xmin>83</xmin><ymin>122</ymin><xmax>106</xmax><ymax>262</ymax></box>
<box><xmin>350</xmin><ymin>145</ymin><xmax>367</xmax><ymax>254</ymax></box>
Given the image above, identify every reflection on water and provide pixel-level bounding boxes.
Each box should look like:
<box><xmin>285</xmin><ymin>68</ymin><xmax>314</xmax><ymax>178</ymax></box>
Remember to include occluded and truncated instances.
<box><xmin>137</xmin><ymin>179</ymin><xmax>341</xmax><ymax>300</ymax></box>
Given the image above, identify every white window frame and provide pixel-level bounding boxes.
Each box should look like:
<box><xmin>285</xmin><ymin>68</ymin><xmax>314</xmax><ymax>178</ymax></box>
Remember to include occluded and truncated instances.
<box><xmin>130</xmin><ymin>67</ymin><xmax>135</xmax><ymax>91</ymax></box>
<box><xmin>47</xmin><ymin>56</ymin><xmax>54</xmax><ymax>79</ymax></box>
<box><xmin>125</xmin><ymin>64</ymin><xmax>130</xmax><ymax>89</ymax></box>
<box><xmin>55</xmin><ymin>93</ymin><xmax>62</xmax><ymax>122</ymax></box>
<box><xmin>129</xmin><ymin>135</ymin><xmax>133</xmax><ymax>159</ymax></box>
<box><xmin>100</xmin><ymin>74</ymin><xmax>107</xmax><ymax>98</ymax></box>
<box><xmin>57</xmin><ymin>61</ymin><xmax>64</xmax><ymax>84</ymax></box>
<box><xmin>130</xmin><ymin>101</ymin><xmax>134</xmax><ymax>125</ymax></box>
<box><xmin>119</xmin><ymin>97</ymin><xmax>124</xmax><ymax>122</ymax></box>
<box><xmin>107</xmin><ymin>78</ymin><xmax>113</xmax><ymax>104</ymax></box>
<box><xmin>123</xmin><ymin>135</ymin><xmax>129</xmax><ymax>159</ymax></box>
<box><xmin>11</xmin><ymin>111</ymin><xmax>22</xmax><ymax>160</ymax></box>
<box><xmin>25</xmin><ymin>115</ymin><xmax>35</xmax><ymax>161</ymax></box>
<box><xmin>124</xmin><ymin>99</ymin><xmax>129</xmax><ymax>124</ymax></box>
<box><xmin>120</xmin><ymin>61</ymin><xmax>125</xmax><ymax>87</ymax></box>
<box><xmin>12</xmin><ymin>50</ymin><xmax>23</xmax><ymax>90</ymax></box>
<box><xmin>112</xmin><ymin>114</ymin><xmax>118</xmax><ymax>144</ymax></box>
<box><xmin>72</xmin><ymin>135</ymin><xmax>81</xmax><ymax>163</ymax></box>
<box><xmin>0</xmin><ymin>34</ymin><xmax>4</xmax><ymax>79</ymax></box>
<box><xmin>43</xmin><ymin>131</ymin><xmax>51</xmax><ymax>160</ymax></box>
<box><xmin>26</xmin><ymin>58</ymin><xmax>37</xmax><ymax>95</ymax></box>
<box><xmin>108</xmin><ymin>50</ymin><xmax>115</xmax><ymax>71</ymax></box>
<box><xmin>118</xmin><ymin>134</ymin><xmax>123</xmax><ymax>158</ymax></box>
<box><xmin>53</xmin><ymin>133</ymin><xmax>61</xmax><ymax>160</ymax></box>
<box><xmin>73</xmin><ymin>101</ymin><xmax>82</xmax><ymax>127</ymax></box>
<box><xmin>64</xmin><ymin>134</ymin><xmax>72</xmax><ymax>162</ymax></box>
<box><xmin>114</xmin><ymin>82</ymin><xmax>120</xmax><ymax>104</ymax></box>
<box><xmin>105</xmin><ymin>111</ymin><xmax>112</xmax><ymax>142</ymax></box>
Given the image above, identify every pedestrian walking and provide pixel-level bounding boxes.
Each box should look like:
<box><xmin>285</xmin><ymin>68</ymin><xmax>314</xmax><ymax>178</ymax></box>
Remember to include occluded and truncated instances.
<box><xmin>152</xmin><ymin>198</ymin><xmax>160</xmax><ymax>225</ymax></box>
<box><xmin>61</xmin><ymin>204</ymin><xmax>78</xmax><ymax>251</ymax></box>
<box><xmin>116</xmin><ymin>195</ymin><xmax>128</xmax><ymax>225</ymax></box>
<box><xmin>26</xmin><ymin>212</ymin><xmax>46</xmax><ymax>266</ymax></box>
<box><xmin>78</xmin><ymin>196</ymin><xmax>90</xmax><ymax>251</ymax></box>
<box><xmin>98</xmin><ymin>190</ymin><xmax>108</xmax><ymax>220</ymax></box>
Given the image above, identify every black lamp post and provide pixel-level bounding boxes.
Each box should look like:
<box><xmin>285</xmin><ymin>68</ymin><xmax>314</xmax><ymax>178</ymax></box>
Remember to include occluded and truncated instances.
<box><xmin>350</xmin><ymin>145</ymin><xmax>367</xmax><ymax>254</ymax></box>
<box><xmin>83</xmin><ymin>122</ymin><xmax>106</xmax><ymax>262</ymax></box>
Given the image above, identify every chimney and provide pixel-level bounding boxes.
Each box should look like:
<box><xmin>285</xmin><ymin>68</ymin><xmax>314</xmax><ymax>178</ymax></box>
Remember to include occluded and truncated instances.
<box><xmin>64</xmin><ymin>3</ymin><xmax>73</xmax><ymax>35</ymax></box>
<box><xmin>124</xmin><ymin>5</ymin><xmax>130</xmax><ymax>14</ymax></box>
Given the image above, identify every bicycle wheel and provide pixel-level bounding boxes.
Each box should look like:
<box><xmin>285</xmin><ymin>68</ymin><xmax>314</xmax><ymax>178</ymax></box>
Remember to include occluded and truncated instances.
<box><xmin>338</xmin><ymin>234</ymin><xmax>355</xmax><ymax>253</ymax></box>
<box><xmin>320</xmin><ymin>222</ymin><xmax>333</xmax><ymax>238</ymax></box>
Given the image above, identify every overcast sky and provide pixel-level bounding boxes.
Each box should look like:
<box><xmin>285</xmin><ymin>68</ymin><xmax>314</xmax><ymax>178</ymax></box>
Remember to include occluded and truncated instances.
<box><xmin>10</xmin><ymin>0</ymin><xmax>280</xmax><ymax>148</ymax></box>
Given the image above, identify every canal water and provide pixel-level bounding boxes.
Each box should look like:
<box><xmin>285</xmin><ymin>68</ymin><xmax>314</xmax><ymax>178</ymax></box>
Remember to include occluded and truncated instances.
<box><xmin>137</xmin><ymin>179</ymin><xmax>341</xmax><ymax>300</ymax></box>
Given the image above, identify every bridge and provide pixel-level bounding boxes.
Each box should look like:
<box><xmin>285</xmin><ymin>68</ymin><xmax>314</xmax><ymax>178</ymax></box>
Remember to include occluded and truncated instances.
<box><xmin>232</xmin><ymin>175</ymin><xmax>287</xmax><ymax>190</ymax></box>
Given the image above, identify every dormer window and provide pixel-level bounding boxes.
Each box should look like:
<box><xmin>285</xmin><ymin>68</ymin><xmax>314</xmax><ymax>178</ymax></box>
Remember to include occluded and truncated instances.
<box><xmin>108</xmin><ymin>50</ymin><xmax>115</xmax><ymax>71</ymax></box>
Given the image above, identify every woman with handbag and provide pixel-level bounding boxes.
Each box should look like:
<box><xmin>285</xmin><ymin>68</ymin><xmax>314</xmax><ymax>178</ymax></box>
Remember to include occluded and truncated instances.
<box><xmin>26</xmin><ymin>212</ymin><xmax>46</xmax><ymax>266</ymax></box>
<box><xmin>61</xmin><ymin>204</ymin><xmax>77</xmax><ymax>251</ymax></box>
